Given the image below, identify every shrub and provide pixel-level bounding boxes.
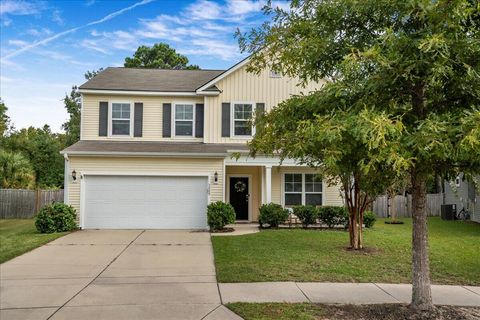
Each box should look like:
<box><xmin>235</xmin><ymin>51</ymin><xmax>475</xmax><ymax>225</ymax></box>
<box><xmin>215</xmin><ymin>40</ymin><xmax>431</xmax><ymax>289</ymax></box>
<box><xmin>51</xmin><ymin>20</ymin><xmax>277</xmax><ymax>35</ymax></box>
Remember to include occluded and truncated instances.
<box><xmin>259</xmin><ymin>203</ymin><xmax>289</xmax><ymax>228</ymax></box>
<box><xmin>318</xmin><ymin>206</ymin><xmax>348</xmax><ymax>228</ymax></box>
<box><xmin>293</xmin><ymin>205</ymin><xmax>318</xmax><ymax>228</ymax></box>
<box><xmin>35</xmin><ymin>202</ymin><xmax>77</xmax><ymax>233</ymax></box>
<box><xmin>207</xmin><ymin>201</ymin><xmax>236</xmax><ymax>231</ymax></box>
<box><xmin>363</xmin><ymin>211</ymin><xmax>376</xmax><ymax>228</ymax></box>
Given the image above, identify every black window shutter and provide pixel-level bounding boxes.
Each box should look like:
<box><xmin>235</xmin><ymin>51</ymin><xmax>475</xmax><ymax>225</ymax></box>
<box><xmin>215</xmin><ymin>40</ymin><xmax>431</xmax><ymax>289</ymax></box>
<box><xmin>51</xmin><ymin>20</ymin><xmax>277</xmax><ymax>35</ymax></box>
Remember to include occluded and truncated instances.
<box><xmin>221</xmin><ymin>102</ymin><xmax>230</xmax><ymax>137</ymax></box>
<box><xmin>98</xmin><ymin>101</ymin><xmax>108</xmax><ymax>136</ymax></box>
<box><xmin>163</xmin><ymin>103</ymin><xmax>171</xmax><ymax>137</ymax></box>
<box><xmin>134</xmin><ymin>102</ymin><xmax>143</xmax><ymax>137</ymax></box>
<box><xmin>255</xmin><ymin>103</ymin><xmax>265</xmax><ymax>116</ymax></box>
<box><xmin>195</xmin><ymin>103</ymin><xmax>204</xmax><ymax>138</ymax></box>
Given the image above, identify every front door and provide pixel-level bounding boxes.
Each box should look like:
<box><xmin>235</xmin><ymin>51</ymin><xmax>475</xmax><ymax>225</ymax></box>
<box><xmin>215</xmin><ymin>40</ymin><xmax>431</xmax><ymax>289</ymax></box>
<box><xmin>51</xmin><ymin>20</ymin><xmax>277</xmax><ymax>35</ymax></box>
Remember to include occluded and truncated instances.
<box><xmin>229</xmin><ymin>177</ymin><xmax>249</xmax><ymax>220</ymax></box>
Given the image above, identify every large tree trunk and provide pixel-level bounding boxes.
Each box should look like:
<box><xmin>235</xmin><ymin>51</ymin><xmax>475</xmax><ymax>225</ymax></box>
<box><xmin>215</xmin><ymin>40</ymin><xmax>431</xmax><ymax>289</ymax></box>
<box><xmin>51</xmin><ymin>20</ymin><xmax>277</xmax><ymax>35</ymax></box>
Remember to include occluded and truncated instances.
<box><xmin>410</xmin><ymin>169</ymin><xmax>433</xmax><ymax>310</ymax></box>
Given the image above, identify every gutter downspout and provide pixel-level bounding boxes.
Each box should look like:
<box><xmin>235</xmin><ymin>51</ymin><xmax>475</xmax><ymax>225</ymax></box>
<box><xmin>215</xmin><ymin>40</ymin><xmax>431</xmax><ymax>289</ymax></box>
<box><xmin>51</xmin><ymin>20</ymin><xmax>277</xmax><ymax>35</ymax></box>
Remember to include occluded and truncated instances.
<box><xmin>63</xmin><ymin>153</ymin><xmax>69</xmax><ymax>204</ymax></box>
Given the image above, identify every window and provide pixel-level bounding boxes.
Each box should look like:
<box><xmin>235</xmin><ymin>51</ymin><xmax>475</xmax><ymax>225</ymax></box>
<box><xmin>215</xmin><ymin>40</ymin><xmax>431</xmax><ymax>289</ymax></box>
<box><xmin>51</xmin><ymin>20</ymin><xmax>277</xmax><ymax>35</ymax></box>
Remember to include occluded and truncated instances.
<box><xmin>455</xmin><ymin>175</ymin><xmax>461</xmax><ymax>187</ymax></box>
<box><xmin>233</xmin><ymin>103</ymin><xmax>253</xmax><ymax>136</ymax></box>
<box><xmin>175</xmin><ymin>104</ymin><xmax>194</xmax><ymax>136</ymax></box>
<box><xmin>284</xmin><ymin>173</ymin><xmax>323</xmax><ymax>206</ymax></box>
<box><xmin>111</xmin><ymin>103</ymin><xmax>131</xmax><ymax>135</ymax></box>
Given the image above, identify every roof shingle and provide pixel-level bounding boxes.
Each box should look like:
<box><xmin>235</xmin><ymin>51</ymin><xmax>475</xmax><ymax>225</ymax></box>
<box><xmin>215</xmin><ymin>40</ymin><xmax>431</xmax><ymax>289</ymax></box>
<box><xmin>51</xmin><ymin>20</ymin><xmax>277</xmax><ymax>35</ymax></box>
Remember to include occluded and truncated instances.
<box><xmin>79</xmin><ymin>67</ymin><xmax>225</xmax><ymax>92</ymax></box>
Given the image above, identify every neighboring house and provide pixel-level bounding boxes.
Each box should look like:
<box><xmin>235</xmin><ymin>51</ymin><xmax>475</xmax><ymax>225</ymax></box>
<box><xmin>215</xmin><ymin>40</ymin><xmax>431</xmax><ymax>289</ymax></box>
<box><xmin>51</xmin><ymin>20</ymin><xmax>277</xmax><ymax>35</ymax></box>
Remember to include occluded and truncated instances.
<box><xmin>61</xmin><ymin>57</ymin><xmax>344</xmax><ymax>229</ymax></box>
<box><xmin>444</xmin><ymin>173</ymin><xmax>480</xmax><ymax>223</ymax></box>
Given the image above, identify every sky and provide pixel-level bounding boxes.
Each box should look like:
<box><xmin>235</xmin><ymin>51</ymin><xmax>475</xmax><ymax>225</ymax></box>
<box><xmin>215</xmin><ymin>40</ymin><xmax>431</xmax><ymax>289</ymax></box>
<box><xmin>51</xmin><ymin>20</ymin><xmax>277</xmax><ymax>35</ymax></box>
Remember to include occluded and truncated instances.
<box><xmin>0</xmin><ymin>0</ymin><xmax>288</xmax><ymax>132</ymax></box>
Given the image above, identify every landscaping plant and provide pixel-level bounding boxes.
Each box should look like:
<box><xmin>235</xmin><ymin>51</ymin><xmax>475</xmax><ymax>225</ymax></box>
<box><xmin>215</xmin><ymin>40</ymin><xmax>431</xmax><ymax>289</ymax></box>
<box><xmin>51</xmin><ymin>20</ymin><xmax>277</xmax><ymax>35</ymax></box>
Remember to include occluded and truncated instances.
<box><xmin>318</xmin><ymin>206</ymin><xmax>348</xmax><ymax>228</ymax></box>
<box><xmin>363</xmin><ymin>211</ymin><xmax>376</xmax><ymax>228</ymax></box>
<box><xmin>35</xmin><ymin>202</ymin><xmax>77</xmax><ymax>233</ymax></box>
<box><xmin>207</xmin><ymin>201</ymin><xmax>236</xmax><ymax>231</ymax></box>
<box><xmin>258</xmin><ymin>203</ymin><xmax>289</xmax><ymax>228</ymax></box>
<box><xmin>292</xmin><ymin>205</ymin><xmax>318</xmax><ymax>228</ymax></box>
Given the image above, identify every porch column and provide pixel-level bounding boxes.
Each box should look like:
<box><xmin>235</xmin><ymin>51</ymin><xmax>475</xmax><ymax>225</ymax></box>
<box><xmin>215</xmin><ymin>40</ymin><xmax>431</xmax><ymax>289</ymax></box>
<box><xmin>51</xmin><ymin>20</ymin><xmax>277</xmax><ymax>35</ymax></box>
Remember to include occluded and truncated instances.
<box><xmin>265</xmin><ymin>165</ymin><xmax>272</xmax><ymax>203</ymax></box>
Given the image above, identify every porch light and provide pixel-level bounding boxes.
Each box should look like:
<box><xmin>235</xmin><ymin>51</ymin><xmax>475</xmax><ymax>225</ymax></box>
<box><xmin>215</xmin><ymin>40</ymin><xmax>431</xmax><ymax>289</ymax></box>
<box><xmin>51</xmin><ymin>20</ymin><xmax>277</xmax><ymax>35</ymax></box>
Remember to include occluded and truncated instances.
<box><xmin>214</xmin><ymin>171</ymin><xmax>218</xmax><ymax>184</ymax></box>
<box><xmin>72</xmin><ymin>170</ymin><xmax>77</xmax><ymax>181</ymax></box>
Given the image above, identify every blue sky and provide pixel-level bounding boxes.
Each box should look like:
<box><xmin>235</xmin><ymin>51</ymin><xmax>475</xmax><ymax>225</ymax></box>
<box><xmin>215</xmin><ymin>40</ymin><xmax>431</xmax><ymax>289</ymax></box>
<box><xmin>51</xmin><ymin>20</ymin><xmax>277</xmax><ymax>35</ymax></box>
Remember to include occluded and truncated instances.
<box><xmin>0</xmin><ymin>0</ymin><xmax>287</xmax><ymax>132</ymax></box>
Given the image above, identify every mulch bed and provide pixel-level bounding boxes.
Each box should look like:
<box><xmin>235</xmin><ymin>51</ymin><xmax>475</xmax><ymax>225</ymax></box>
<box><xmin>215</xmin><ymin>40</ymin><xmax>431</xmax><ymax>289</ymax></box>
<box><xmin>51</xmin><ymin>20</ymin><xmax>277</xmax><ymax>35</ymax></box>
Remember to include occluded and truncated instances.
<box><xmin>210</xmin><ymin>227</ymin><xmax>235</xmax><ymax>233</ymax></box>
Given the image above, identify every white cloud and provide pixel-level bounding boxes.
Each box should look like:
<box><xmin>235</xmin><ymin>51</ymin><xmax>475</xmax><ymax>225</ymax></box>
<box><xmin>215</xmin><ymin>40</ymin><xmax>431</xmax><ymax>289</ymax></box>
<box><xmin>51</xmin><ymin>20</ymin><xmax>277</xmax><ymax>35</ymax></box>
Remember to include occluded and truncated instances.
<box><xmin>226</xmin><ymin>0</ymin><xmax>263</xmax><ymax>15</ymax></box>
<box><xmin>1</xmin><ymin>0</ymin><xmax>154</xmax><ymax>62</ymax></box>
<box><xmin>0</xmin><ymin>0</ymin><xmax>44</xmax><ymax>16</ymax></box>
<box><xmin>26</xmin><ymin>27</ymin><xmax>53</xmax><ymax>37</ymax></box>
<box><xmin>52</xmin><ymin>9</ymin><xmax>64</xmax><ymax>25</ymax></box>
<box><xmin>85</xmin><ymin>0</ymin><xmax>96</xmax><ymax>7</ymax></box>
<box><xmin>8</xmin><ymin>39</ymin><xmax>29</xmax><ymax>47</ymax></box>
<box><xmin>185</xmin><ymin>0</ymin><xmax>222</xmax><ymax>20</ymax></box>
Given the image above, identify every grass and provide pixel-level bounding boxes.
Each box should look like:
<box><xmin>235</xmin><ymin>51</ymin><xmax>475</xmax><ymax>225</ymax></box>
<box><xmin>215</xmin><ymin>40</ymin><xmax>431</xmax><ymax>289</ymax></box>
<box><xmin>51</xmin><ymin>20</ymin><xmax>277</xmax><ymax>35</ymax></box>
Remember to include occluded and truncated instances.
<box><xmin>0</xmin><ymin>219</ymin><xmax>69</xmax><ymax>263</ymax></box>
<box><xmin>212</xmin><ymin>218</ymin><xmax>480</xmax><ymax>285</ymax></box>
<box><xmin>226</xmin><ymin>303</ymin><xmax>480</xmax><ymax>320</ymax></box>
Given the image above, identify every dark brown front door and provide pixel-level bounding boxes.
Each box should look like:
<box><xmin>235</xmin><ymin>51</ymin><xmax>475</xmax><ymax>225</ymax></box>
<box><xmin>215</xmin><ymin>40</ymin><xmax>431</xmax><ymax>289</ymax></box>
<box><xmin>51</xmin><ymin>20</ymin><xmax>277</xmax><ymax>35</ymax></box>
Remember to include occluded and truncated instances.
<box><xmin>229</xmin><ymin>177</ymin><xmax>249</xmax><ymax>220</ymax></box>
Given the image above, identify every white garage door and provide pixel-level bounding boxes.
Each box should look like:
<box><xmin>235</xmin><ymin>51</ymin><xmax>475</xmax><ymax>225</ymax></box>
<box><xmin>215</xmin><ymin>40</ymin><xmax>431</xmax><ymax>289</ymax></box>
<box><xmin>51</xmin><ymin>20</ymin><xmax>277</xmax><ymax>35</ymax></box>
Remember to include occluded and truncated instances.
<box><xmin>83</xmin><ymin>175</ymin><xmax>208</xmax><ymax>229</ymax></box>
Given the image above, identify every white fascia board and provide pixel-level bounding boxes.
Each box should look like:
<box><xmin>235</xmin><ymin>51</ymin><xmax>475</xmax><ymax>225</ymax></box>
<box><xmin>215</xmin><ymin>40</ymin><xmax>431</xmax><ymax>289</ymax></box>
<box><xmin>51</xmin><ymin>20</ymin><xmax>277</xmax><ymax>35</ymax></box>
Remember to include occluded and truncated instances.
<box><xmin>196</xmin><ymin>55</ymin><xmax>251</xmax><ymax>93</ymax></box>
<box><xmin>63</xmin><ymin>151</ymin><xmax>228</xmax><ymax>158</ymax></box>
<box><xmin>225</xmin><ymin>155</ymin><xmax>303</xmax><ymax>166</ymax></box>
<box><xmin>79</xmin><ymin>89</ymin><xmax>199</xmax><ymax>96</ymax></box>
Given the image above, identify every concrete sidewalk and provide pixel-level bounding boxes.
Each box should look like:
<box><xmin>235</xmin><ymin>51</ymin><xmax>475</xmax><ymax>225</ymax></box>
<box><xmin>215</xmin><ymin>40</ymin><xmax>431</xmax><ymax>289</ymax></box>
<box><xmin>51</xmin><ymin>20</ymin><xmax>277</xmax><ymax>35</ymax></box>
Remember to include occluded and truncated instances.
<box><xmin>219</xmin><ymin>282</ymin><xmax>480</xmax><ymax>307</ymax></box>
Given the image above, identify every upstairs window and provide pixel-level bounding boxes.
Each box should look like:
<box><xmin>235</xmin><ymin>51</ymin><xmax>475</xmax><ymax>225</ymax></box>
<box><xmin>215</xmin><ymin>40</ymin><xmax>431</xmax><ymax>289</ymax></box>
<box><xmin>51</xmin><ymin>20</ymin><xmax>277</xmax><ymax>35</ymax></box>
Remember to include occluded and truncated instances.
<box><xmin>284</xmin><ymin>173</ymin><xmax>323</xmax><ymax>207</ymax></box>
<box><xmin>270</xmin><ymin>70</ymin><xmax>282</xmax><ymax>78</ymax></box>
<box><xmin>175</xmin><ymin>104</ymin><xmax>194</xmax><ymax>136</ymax></box>
<box><xmin>233</xmin><ymin>103</ymin><xmax>253</xmax><ymax>136</ymax></box>
<box><xmin>111</xmin><ymin>103</ymin><xmax>131</xmax><ymax>136</ymax></box>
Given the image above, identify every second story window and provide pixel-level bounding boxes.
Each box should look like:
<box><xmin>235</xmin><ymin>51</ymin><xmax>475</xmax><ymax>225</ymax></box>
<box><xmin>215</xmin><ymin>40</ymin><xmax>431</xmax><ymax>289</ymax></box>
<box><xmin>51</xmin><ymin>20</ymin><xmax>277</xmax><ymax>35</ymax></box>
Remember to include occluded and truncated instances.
<box><xmin>111</xmin><ymin>103</ymin><xmax>131</xmax><ymax>136</ymax></box>
<box><xmin>174</xmin><ymin>104</ymin><xmax>194</xmax><ymax>136</ymax></box>
<box><xmin>233</xmin><ymin>103</ymin><xmax>253</xmax><ymax>136</ymax></box>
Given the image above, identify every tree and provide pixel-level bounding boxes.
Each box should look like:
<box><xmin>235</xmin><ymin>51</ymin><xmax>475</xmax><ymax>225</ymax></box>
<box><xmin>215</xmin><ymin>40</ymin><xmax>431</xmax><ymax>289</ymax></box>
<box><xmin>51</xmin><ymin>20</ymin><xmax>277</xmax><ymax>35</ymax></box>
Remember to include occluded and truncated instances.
<box><xmin>124</xmin><ymin>43</ymin><xmax>200</xmax><ymax>69</ymax></box>
<box><xmin>84</xmin><ymin>68</ymin><xmax>104</xmax><ymax>80</ymax></box>
<box><xmin>62</xmin><ymin>86</ymin><xmax>81</xmax><ymax>146</ymax></box>
<box><xmin>0</xmin><ymin>151</ymin><xmax>35</xmax><ymax>189</ymax></box>
<box><xmin>238</xmin><ymin>0</ymin><xmax>480</xmax><ymax>311</ymax></box>
<box><xmin>3</xmin><ymin>126</ymin><xmax>65</xmax><ymax>188</ymax></box>
<box><xmin>0</xmin><ymin>99</ymin><xmax>11</xmax><ymax>137</ymax></box>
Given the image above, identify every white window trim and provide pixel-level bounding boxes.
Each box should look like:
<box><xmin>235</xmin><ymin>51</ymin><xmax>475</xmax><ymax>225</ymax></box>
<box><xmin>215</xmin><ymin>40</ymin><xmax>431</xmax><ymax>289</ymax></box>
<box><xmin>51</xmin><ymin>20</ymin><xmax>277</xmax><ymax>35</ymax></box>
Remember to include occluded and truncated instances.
<box><xmin>172</xmin><ymin>102</ymin><xmax>196</xmax><ymax>138</ymax></box>
<box><xmin>231</xmin><ymin>101</ymin><xmax>255</xmax><ymax>138</ymax></box>
<box><xmin>282</xmin><ymin>172</ymin><xmax>325</xmax><ymax>207</ymax></box>
<box><xmin>108</xmin><ymin>101</ymin><xmax>133</xmax><ymax>138</ymax></box>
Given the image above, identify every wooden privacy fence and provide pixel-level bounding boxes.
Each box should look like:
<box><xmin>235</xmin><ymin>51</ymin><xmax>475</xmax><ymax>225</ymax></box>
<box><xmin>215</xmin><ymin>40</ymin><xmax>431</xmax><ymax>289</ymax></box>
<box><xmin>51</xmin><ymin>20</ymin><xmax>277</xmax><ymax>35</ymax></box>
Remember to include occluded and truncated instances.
<box><xmin>0</xmin><ymin>189</ymin><xmax>64</xmax><ymax>218</ymax></box>
<box><xmin>373</xmin><ymin>193</ymin><xmax>443</xmax><ymax>218</ymax></box>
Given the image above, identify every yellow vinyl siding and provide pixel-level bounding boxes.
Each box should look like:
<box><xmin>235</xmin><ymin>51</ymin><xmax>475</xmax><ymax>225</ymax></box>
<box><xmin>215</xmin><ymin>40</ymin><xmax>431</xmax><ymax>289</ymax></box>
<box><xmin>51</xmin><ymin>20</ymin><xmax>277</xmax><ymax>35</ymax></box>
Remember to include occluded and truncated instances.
<box><xmin>271</xmin><ymin>166</ymin><xmax>344</xmax><ymax>206</ymax></box>
<box><xmin>204</xmin><ymin>66</ymin><xmax>323</xmax><ymax>143</ymax></box>
<box><xmin>67</xmin><ymin>156</ymin><xmax>224</xmax><ymax>215</ymax></box>
<box><xmin>81</xmin><ymin>95</ymin><xmax>204</xmax><ymax>141</ymax></box>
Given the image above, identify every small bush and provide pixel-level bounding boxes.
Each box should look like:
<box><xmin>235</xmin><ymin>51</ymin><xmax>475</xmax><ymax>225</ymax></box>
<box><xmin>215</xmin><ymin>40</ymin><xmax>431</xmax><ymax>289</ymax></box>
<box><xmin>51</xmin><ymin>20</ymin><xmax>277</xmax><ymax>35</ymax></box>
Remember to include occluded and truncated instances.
<box><xmin>318</xmin><ymin>206</ymin><xmax>348</xmax><ymax>228</ymax></box>
<box><xmin>363</xmin><ymin>211</ymin><xmax>376</xmax><ymax>228</ymax></box>
<box><xmin>35</xmin><ymin>202</ymin><xmax>77</xmax><ymax>233</ymax></box>
<box><xmin>207</xmin><ymin>201</ymin><xmax>236</xmax><ymax>231</ymax></box>
<box><xmin>293</xmin><ymin>205</ymin><xmax>318</xmax><ymax>228</ymax></box>
<box><xmin>259</xmin><ymin>203</ymin><xmax>289</xmax><ymax>228</ymax></box>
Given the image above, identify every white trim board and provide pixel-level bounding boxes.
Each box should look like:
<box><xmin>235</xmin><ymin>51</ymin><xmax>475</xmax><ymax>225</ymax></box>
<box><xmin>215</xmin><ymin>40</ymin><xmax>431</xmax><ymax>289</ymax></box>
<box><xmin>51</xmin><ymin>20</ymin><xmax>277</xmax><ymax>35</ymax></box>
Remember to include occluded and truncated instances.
<box><xmin>196</xmin><ymin>55</ymin><xmax>251</xmax><ymax>93</ymax></box>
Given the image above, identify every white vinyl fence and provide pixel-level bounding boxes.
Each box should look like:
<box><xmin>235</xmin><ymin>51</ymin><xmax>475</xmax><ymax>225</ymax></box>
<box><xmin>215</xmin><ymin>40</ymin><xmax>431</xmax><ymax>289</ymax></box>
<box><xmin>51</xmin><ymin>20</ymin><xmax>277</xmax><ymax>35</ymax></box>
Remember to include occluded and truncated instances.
<box><xmin>0</xmin><ymin>189</ymin><xmax>64</xmax><ymax>218</ymax></box>
<box><xmin>373</xmin><ymin>193</ymin><xmax>443</xmax><ymax>218</ymax></box>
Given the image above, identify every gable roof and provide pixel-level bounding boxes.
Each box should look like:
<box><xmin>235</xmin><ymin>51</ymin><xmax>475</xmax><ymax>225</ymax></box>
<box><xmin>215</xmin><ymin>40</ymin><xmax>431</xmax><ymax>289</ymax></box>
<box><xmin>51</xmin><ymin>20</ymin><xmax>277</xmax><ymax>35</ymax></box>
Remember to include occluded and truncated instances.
<box><xmin>79</xmin><ymin>67</ymin><xmax>224</xmax><ymax>93</ymax></box>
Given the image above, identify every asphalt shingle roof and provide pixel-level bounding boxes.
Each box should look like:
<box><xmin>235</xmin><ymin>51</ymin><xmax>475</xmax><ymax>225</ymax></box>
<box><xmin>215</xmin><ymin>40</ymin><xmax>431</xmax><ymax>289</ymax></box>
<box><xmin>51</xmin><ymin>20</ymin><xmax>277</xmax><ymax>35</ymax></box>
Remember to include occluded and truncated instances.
<box><xmin>79</xmin><ymin>67</ymin><xmax>225</xmax><ymax>92</ymax></box>
<box><xmin>62</xmin><ymin>140</ymin><xmax>248</xmax><ymax>155</ymax></box>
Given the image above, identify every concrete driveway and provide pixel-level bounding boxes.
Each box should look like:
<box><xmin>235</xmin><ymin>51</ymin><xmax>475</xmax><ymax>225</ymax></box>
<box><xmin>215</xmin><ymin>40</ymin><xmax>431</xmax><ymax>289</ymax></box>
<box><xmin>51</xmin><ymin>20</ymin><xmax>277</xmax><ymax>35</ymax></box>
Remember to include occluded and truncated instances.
<box><xmin>0</xmin><ymin>230</ymin><xmax>240</xmax><ymax>320</ymax></box>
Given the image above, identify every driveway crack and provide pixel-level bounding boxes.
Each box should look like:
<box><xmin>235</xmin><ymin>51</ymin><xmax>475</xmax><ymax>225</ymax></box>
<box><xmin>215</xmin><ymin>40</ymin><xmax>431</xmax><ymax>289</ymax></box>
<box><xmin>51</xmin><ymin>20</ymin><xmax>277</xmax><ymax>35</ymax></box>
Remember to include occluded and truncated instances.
<box><xmin>46</xmin><ymin>230</ymin><xmax>145</xmax><ymax>319</ymax></box>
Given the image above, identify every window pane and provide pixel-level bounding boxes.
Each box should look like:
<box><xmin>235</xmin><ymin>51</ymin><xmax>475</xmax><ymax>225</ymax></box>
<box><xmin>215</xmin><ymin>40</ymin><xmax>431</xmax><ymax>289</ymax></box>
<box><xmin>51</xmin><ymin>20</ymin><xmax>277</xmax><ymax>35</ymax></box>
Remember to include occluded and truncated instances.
<box><xmin>285</xmin><ymin>174</ymin><xmax>293</xmax><ymax>182</ymax></box>
<box><xmin>234</xmin><ymin>104</ymin><xmax>252</xmax><ymax>120</ymax></box>
<box><xmin>112</xmin><ymin>120</ymin><xmax>130</xmax><ymax>135</ymax></box>
<box><xmin>285</xmin><ymin>194</ymin><xmax>302</xmax><ymax>206</ymax></box>
<box><xmin>306</xmin><ymin>194</ymin><xmax>322</xmax><ymax>206</ymax></box>
<box><xmin>305</xmin><ymin>183</ymin><xmax>313</xmax><ymax>192</ymax></box>
<box><xmin>234</xmin><ymin>121</ymin><xmax>251</xmax><ymax>136</ymax></box>
<box><xmin>175</xmin><ymin>104</ymin><xmax>193</xmax><ymax>120</ymax></box>
<box><xmin>175</xmin><ymin>121</ymin><xmax>193</xmax><ymax>136</ymax></box>
<box><xmin>293</xmin><ymin>182</ymin><xmax>302</xmax><ymax>192</ymax></box>
<box><xmin>285</xmin><ymin>183</ymin><xmax>293</xmax><ymax>192</ymax></box>
<box><xmin>112</xmin><ymin>103</ymin><xmax>130</xmax><ymax>119</ymax></box>
<box><xmin>306</xmin><ymin>174</ymin><xmax>322</xmax><ymax>192</ymax></box>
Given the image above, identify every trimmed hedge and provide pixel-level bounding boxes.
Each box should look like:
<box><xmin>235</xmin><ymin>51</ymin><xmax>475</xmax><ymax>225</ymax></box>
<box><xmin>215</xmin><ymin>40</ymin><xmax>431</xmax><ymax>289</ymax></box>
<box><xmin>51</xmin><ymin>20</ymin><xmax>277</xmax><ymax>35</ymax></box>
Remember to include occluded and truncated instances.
<box><xmin>35</xmin><ymin>202</ymin><xmax>77</xmax><ymax>233</ymax></box>
<box><xmin>207</xmin><ymin>201</ymin><xmax>236</xmax><ymax>231</ymax></box>
<box><xmin>318</xmin><ymin>206</ymin><xmax>348</xmax><ymax>228</ymax></box>
<box><xmin>363</xmin><ymin>211</ymin><xmax>376</xmax><ymax>228</ymax></box>
<box><xmin>293</xmin><ymin>205</ymin><xmax>318</xmax><ymax>228</ymax></box>
<box><xmin>259</xmin><ymin>203</ymin><xmax>289</xmax><ymax>228</ymax></box>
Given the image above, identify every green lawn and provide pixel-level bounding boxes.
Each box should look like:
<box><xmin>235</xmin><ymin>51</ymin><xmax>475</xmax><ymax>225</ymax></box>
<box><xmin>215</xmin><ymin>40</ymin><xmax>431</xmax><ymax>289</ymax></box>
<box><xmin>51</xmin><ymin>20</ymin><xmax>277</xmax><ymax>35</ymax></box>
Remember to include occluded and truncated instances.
<box><xmin>226</xmin><ymin>303</ymin><xmax>479</xmax><ymax>320</ymax></box>
<box><xmin>0</xmin><ymin>219</ymin><xmax>69</xmax><ymax>263</ymax></box>
<box><xmin>212</xmin><ymin>218</ymin><xmax>480</xmax><ymax>285</ymax></box>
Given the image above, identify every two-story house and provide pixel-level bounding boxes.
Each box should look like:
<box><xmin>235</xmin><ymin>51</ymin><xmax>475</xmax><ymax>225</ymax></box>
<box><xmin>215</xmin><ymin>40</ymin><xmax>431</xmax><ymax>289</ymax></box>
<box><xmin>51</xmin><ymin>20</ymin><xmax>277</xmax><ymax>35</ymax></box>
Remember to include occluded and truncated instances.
<box><xmin>61</xmin><ymin>57</ymin><xmax>344</xmax><ymax>229</ymax></box>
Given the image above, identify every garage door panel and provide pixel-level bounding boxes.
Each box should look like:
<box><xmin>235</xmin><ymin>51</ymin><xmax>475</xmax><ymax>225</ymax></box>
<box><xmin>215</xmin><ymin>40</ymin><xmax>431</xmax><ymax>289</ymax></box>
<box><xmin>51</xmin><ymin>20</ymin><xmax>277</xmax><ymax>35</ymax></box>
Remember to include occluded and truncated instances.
<box><xmin>83</xmin><ymin>175</ymin><xmax>208</xmax><ymax>229</ymax></box>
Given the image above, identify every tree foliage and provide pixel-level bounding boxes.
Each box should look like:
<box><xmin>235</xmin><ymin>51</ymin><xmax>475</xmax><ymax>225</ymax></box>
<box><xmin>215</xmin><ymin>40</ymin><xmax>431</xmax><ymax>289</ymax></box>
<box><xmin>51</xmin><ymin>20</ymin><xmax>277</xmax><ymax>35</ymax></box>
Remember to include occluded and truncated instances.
<box><xmin>0</xmin><ymin>100</ymin><xmax>11</xmax><ymax>137</ymax></box>
<box><xmin>238</xmin><ymin>0</ymin><xmax>480</xmax><ymax>311</ymax></box>
<box><xmin>124</xmin><ymin>43</ymin><xmax>200</xmax><ymax>69</ymax></box>
<box><xmin>0</xmin><ymin>151</ymin><xmax>35</xmax><ymax>189</ymax></box>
